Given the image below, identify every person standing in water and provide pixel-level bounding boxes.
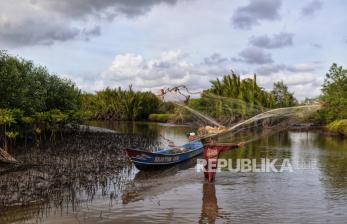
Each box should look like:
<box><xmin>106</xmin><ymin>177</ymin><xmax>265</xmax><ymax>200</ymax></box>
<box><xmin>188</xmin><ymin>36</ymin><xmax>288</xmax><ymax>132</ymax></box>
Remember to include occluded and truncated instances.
<box><xmin>202</xmin><ymin>137</ymin><xmax>245</xmax><ymax>182</ymax></box>
<box><xmin>187</xmin><ymin>128</ymin><xmax>246</xmax><ymax>182</ymax></box>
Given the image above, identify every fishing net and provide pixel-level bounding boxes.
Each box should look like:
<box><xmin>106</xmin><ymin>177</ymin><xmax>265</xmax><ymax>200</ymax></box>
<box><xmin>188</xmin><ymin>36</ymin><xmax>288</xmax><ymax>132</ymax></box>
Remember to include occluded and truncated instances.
<box><xmin>157</xmin><ymin>85</ymin><xmax>321</xmax><ymax>144</ymax></box>
<box><xmin>155</xmin><ymin>85</ymin><xmax>200</xmax><ymax>103</ymax></box>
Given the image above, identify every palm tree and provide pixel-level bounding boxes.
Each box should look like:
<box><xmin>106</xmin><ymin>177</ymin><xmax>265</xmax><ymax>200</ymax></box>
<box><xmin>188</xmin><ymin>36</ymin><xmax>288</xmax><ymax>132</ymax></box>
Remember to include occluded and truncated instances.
<box><xmin>193</xmin><ymin>73</ymin><xmax>275</xmax><ymax>125</ymax></box>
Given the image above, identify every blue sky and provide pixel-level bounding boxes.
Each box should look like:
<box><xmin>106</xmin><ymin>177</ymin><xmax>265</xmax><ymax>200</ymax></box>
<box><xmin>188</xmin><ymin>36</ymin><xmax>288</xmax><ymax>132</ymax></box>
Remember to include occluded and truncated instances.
<box><xmin>1</xmin><ymin>0</ymin><xmax>346</xmax><ymax>99</ymax></box>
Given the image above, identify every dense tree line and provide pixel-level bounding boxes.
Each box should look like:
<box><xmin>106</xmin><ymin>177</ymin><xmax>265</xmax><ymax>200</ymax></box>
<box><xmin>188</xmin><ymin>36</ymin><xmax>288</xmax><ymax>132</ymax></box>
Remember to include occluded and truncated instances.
<box><xmin>3</xmin><ymin>49</ymin><xmax>345</xmax><ymax>148</ymax></box>
<box><xmin>0</xmin><ymin>51</ymin><xmax>85</xmax><ymax>149</ymax></box>
<box><xmin>187</xmin><ymin>73</ymin><xmax>297</xmax><ymax>125</ymax></box>
<box><xmin>81</xmin><ymin>86</ymin><xmax>170</xmax><ymax>121</ymax></box>
<box><xmin>0</xmin><ymin>51</ymin><xmax>81</xmax><ymax>114</ymax></box>
<box><xmin>0</xmin><ymin>51</ymin><xmax>175</xmax><ymax>150</ymax></box>
<box><xmin>207</xmin><ymin>74</ymin><xmax>274</xmax><ymax>108</ymax></box>
<box><xmin>271</xmin><ymin>81</ymin><xmax>297</xmax><ymax>108</ymax></box>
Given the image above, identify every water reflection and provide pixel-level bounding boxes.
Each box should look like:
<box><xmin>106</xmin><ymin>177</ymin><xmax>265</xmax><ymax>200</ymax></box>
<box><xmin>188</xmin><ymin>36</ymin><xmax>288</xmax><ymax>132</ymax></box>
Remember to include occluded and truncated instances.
<box><xmin>89</xmin><ymin>120</ymin><xmax>194</xmax><ymax>147</ymax></box>
<box><xmin>315</xmin><ymin>136</ymin><xmax>347</xmax><ymax>198</ymax></box>
<box><xmin>219</xmin><ymin>131</ymin><xmax>293</xmax><ymax>171</ymax></box>
<box><xmin>1</xmin><ymin>122</ymin><xmax>347</xmax><ymax>223</ymax></box>
<box><xmin>199</xmin><ymin>183</ymin><xmax>218</xmax><ymax>224</ymax></box>
<box><xmin>122</xmin><ymin>156</ymin><xmax>200</xmax><ymax>204</ymax></box>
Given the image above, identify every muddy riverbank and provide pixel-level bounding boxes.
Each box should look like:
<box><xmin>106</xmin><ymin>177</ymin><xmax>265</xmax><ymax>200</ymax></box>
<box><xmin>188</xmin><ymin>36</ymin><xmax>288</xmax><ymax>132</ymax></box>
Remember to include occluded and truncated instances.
<box><xmin>0</xmin><ymin>132</ymin><xmax>158</xmax><ymax>209</ymax></box>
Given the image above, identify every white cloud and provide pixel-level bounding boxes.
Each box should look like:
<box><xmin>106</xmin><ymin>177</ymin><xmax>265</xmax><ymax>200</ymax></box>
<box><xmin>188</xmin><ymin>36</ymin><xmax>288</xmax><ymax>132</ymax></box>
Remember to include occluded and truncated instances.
<box><xmin>286</xmin><ymin>63</ymin><xmax>317</xmax><ymax>72</ymax></box>
<box><xmin>83</xmin><ymin>50</ymin><xmax>323</xmax><ymax>100</ymax></box>
<box><xmin>271</xmin><ymin>73</ymin><xmax>316</xmax><ymax>85</ymax></box>
<box><xmin>255</xmin><ymin>71</ymin><xmax>323</xmax><ymax>99</ymax></box>
<box><xmin>99</xmin><ymin>50</ymin><xmax>228</xmax><ymax>92</ymax></box>
<box><xmin>102</xmin><ymin>53</ymin><xmax>146</xmax><ymax>80</ymax></box>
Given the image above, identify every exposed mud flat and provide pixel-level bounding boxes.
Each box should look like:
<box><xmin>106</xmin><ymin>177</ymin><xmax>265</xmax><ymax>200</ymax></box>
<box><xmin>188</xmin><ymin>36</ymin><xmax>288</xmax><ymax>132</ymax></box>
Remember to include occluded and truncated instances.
<box><xmin>0</xmin><ymin>132</ymin><xmax>158</xmax><ymax>208</ymax></box>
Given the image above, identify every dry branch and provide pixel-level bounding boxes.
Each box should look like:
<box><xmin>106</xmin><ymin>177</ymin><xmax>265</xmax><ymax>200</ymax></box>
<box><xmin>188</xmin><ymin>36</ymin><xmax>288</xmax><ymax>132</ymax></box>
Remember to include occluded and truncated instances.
<box><xmin>0</xmin><ymin>147</ymin><xmax>18</xmax><ymax>164</ymax></box>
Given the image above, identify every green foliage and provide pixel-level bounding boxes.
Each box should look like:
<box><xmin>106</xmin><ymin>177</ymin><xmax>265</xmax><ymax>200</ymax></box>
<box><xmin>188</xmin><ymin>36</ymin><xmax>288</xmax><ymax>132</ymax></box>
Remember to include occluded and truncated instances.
<box><xmin>0</xmin><ymin>51</ymin><xmax>87</xmax><ymax>147</ymax></box>
<box><xmin>271</xmin><ymin>81</ymin><xmax>297</xmax><ymax>108</ymax></box>
<box><xmin>0</xmin><ymin>107</ymin><xmax>92</xmax><ymax>148</ymax></box>
<box><xmin>148</xmin><ymin>114</ymin><xmax>176</xmax><ymax>122</ymax></box>
<box><xmin>0</xmin><ymin>108</ymin><xmax>16</xmax><ymax>126</ymax></box>
<box><xmin>206</xmin><ymin>74</ymin><xmax>274</xmax><ymax>108</ymax></box>
<box><xmin>81</xmin><ymin>86</ymin><xmax>161</xmax><ymax>121</ymax></box>
<box><xmin>81</xmin><ymin>93</ymin><xmax>98</xmax><ymax>114</ymax></box>
<box><xmin>5</xmin><ymin>131</ymin><xmax>19</xmax><ymax>139</ymax></box>
<box><xmin>186</xmin><ymin>73</ymin><xmax>275</xmax><ymax>125</ymax></box>
<box><xmin>0</xmin><ymin>51</ymin><xmax>81</xmax><ymax>114</ymax></box>
<box><xmin>158</xmin><ymin>102</ymin><xmax>176</xmax><ymax>114</ymax></box>
<box><xmin>45</xmin><ymin>109</ymin><xmax>68</xmax><ymax>123</ymax></box>
<box><xmin>320</xmin><ymin>63</ymin><xmax>347</xmax><ymax>122</ymax></box>
<box><xmin>0</xmin><ymin>108</ymin><xmax>16</xmax><ymax>149</ymax></box>
<box><xmin>22</xmin><ymin>116</ymin><xmax>34</xmax><ymax>124</ymax></box>
<box><xmin>327</xmin><ymin>120</ymin><xmax>347</xmax><ymax>136</ymax></box>
<box><xmin>68</xmin><ymin>110</ymin><xmax>93</xmax><ymax>125</ymax></box>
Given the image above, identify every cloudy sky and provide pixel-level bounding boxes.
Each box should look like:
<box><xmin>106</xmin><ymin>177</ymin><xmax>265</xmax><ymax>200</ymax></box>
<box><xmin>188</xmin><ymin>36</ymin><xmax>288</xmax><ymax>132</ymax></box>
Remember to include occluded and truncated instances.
<box><xmin>1</xmin><ymin>0</ymin><xmax>346</xmax><ymax>99</ymax></box>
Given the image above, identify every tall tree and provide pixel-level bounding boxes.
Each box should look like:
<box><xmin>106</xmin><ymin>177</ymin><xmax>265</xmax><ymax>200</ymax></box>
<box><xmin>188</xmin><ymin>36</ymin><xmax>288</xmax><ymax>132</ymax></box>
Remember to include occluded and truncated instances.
<box><xmin>189</xmin><ymin>73</ymin><xmax>275</xmax><ymax>125</ymax></box>
<box><xmin>320</xmin><ymin>63</ymin><xmax>347</xmax><ymax>122</ymax></box>
<box><xmin>271</xmin><ymin>81</ymin><xmax>297</xmax><ymax>108</ymax></box>
<box><xmin>0</xmin><ymin>51</ymin><xmax>81</xmax><ymax>114</ymax></box>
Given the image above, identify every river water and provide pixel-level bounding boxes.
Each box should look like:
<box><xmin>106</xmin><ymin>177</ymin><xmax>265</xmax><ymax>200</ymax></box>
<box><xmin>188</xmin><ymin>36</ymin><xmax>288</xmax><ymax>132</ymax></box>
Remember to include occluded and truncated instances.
<box><xmin>1</xmin><ymin>121</ymin><xmax>347</xmax><ymax>223</ymax></box>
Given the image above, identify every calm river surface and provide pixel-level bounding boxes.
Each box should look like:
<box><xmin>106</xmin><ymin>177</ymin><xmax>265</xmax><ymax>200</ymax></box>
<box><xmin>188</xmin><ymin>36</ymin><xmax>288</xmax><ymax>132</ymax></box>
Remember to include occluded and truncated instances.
<box><xmin>1</xmin><ymin>121</ymin><xmax>347</xmax><ymax>224</ymax></box>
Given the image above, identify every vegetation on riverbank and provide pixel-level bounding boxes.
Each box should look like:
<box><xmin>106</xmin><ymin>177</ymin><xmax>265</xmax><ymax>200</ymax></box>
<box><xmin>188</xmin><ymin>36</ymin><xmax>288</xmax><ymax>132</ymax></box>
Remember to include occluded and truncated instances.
<box><xmin>148</xmin><ymin>114</ymin><xmax>176</xmax><ymax>123</ymax></box>
<box><xmin>0</xmin><ymin>51</ymin><xmax>81</xmax><ymax>114</ymax></box>
<box><xmin>326</xmin><ymin>120</ymin><xmax>347</xmax><ymax>136</ymax></box>
<box><xmin>319</xmin><ymin>64</ymin><xmax>347</xmax><ymax>122</ymax></box>
<box><xmin>1</xmin><ymin>49</ymin><xmax>346</xmax><ymax>152</ymax></box>
<box><xmin>318</xmin><ymin>63</ymin><xmax>347</xmax><ymax>136</ymax></box>
<box><xmin>0</xmin><ymin>51</ymin><xmax>175</xmax><ymax>151</ymax></box>
<box><xmin>81</xmin><ymin>87</ymin><xmax>175</xmax><ymax>121</ymax></box>
<box><xmin>0</xmin><ymin>51</ymin><xmax>88</xmax><ymax>150</ymax></box>
<box><xmin>0</xmin><ymin>131</ymin><xmax>159</xmax><ymax>207</ymax></box>
<box><xmin>180</xmin><ymin>74</ymin><xmax>298</xmax><ymax>126</ymax></box>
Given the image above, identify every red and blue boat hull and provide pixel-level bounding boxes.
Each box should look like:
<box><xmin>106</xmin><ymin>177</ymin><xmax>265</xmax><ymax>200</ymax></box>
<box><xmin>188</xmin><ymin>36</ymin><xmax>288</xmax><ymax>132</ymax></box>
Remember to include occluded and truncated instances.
<box><xmin>125</xmin><ymin>141</ymin><xmax>203</xmax><ymax>170</ymax></box>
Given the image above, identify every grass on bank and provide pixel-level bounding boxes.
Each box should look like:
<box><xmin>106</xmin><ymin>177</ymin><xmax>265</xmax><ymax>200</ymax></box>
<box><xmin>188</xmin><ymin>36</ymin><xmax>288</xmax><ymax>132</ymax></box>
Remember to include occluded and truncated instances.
<box><xmin>327</xmin><ymin>120</ymin><xmax>347</xmax><ymax>136</ymax></box>
<box><xmin>148</xmin><ymin>114</ymin><xmax>176</xmax><ymax>123</ymax></box>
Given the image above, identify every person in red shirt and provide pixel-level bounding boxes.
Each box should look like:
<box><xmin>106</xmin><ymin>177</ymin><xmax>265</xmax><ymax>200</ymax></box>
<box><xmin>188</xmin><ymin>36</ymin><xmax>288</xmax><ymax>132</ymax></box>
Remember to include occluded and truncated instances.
<box><xmin>202</xmin><ymin>137</ymin><xmax>245</xmax><ymax>182</ymax></box>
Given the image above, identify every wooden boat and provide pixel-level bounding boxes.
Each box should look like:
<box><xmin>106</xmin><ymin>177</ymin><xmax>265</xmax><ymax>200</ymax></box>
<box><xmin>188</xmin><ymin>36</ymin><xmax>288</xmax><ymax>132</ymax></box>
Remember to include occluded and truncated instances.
<box><xmin>125</xmin><ymin>140</ymin><xmax>204</xmax><ymax>170</ymax></box>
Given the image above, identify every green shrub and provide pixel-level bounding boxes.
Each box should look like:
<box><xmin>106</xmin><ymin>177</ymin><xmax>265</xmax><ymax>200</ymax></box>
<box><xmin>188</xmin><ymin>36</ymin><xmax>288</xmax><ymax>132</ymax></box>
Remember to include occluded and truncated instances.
<box><xmin>320</xmin><ymin>63</ymin><xmax>347</xmax><ymax>123</ymax></box>
<box><xmin>0</xmin><ymin>51</ymin><xmax>81</xmax><ymax>114</ymax></box>
<box><xmin>82</xmin><ymin>86</ymin><xmax>161</xmax><ymax>121</ymax></box>
<box><xmin>327</xmin><ymin>120</ymin><xmax>347</xmax><ymax>136</ymax></box>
